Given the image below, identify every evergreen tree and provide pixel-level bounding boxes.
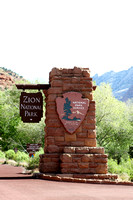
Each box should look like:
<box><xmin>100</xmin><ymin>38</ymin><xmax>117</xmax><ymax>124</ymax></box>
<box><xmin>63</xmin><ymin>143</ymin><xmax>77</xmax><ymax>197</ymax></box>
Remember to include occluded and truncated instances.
<box><xmin>62</xmin><ymin>97</ymin><xmax>72</xmax><ymax>120</ymax></box>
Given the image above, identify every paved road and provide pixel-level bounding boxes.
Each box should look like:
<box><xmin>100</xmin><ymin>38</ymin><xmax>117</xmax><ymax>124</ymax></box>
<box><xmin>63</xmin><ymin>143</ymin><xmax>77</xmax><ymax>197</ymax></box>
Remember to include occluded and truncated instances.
<box><xmin>0</xmin><ymin>165</ymin><xmax>133</xmax><ymax>200</ymax></box>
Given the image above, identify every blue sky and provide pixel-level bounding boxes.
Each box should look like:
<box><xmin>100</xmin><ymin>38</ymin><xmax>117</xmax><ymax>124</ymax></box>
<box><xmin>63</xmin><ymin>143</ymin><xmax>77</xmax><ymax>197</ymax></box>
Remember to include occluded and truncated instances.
<box><xmin>0</xmin><ymin>0</ymin><xmax>133</xmax><ymax>83</ymax></box>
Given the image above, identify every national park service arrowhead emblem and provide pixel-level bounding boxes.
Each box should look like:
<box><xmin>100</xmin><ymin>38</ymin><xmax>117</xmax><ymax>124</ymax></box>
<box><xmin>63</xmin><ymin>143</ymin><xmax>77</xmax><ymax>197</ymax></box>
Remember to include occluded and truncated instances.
<box><xmin>56</xmin><ymin>92</ymin><xmax>89</xmax><ymax>134</ymax></box>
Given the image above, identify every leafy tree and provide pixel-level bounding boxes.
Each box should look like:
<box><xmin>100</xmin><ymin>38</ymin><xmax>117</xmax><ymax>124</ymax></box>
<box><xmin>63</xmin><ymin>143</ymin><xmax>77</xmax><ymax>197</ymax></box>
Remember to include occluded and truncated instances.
<box><xmin>0</xmin><ymin>84</ymin><xmax>45</xmax><ymax>151</ymax></box>
<box><xmin>94</xmin><ymin>83</ymin><xmax>133</xmax><ymax>162</ymax></box>
<box><xmin>0</xmin><ymin>88</ymin><xmax>20</xmax><ymax>150</ymax></box>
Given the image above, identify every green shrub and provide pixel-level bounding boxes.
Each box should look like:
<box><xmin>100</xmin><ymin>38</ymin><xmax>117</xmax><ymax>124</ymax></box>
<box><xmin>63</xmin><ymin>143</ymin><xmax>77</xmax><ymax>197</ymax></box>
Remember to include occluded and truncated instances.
<box><xmin>0</xmin><ymin>150</ymin><xmax>5</xmax><ymax>158</ymax></box>
<box><xmin>5</xmin><ymin>149</ymin><xmax>15</xmax><ymax>160</ymax></box>
<box><xmin>14</xmin><ymin>151</ymin><xmax>29</xmax><ymax>162</ymax></box>
<box><xmin>108</xmin><ymin>158</ymin><xmax>133</xmax><ymax>181</ymax></box>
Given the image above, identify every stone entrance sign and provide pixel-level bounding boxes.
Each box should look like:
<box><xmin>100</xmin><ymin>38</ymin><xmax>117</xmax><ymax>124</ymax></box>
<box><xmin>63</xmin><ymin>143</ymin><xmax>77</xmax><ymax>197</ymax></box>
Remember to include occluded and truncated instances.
<box><xmin>20</xmin><ymin>92</ymin><xmax>43</xmax><ymax>123</ymax></box>
<box><xmin>39</xmin><ymin>67</ymin><xmax>118</xmax><ymax>182</ymax></box>
<box><xmin>56</xmin><ymin>92</ymin><xmax>89</xmax><ymax>134</ymax></box>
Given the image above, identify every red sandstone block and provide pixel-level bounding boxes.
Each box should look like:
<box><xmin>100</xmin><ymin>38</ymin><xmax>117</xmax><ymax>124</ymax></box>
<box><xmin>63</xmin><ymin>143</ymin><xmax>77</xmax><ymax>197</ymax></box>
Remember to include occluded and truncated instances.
<box><xmin>94</xmin><ymin>154</ymin><xmax>108</xmax><ymax>158</ymax></box>
<box><xmin>73</xmin><ymin>174</ymin><xmax>87</xmax><ymax>179</ymax></box>
<box><xmin>46</xmin><ymin>114</ymin><xmax>58</xmax><ymax>120</ymax></box>
<box><xmin>46</xmin><ymin>136</ymin><xmax>55</xmax><ymax>145</ymax></box>
<box><xmin>59</xmin><ymin>147</ymin><xmax>64</xmax><ymax>153</ymax></box>
<box><xmin>76</xmin><ymin>132</ymin><xmax>87</xmax><ymax>138</ymax></box>
<box><xmin>39</xmin><ymin>163</ymin><xmax>59</xmax><ymax>173</ymax></box>
<box><xmin>72</xmin><ymin>154</ymin><xmax>83</xmax><ymax>158</ymax></box>
<box><xmin>89</xmin><ymin>163</ymin><xmax>98</xmax><ymax>168</ymax></box>
<box><xmin>47</xmin><ymin>94</ymin><xmax>57</xmax><ymax>102</ymax></box>
<box><xmin>47</xmin><ymin>101</ymin><xmax>56</xmax><ymax>106</ymax></box>
<box><xmin>55</xmin><ymin>136</ymin><xmax>65</xmax><ymax>142</ymax></box>
<box><xmin>44</xmin><ymin>154</ymin><xmax>60</xmax><ymax>158</ymax></box>
<box><xmin>94</xmin><ymin>158</ymin><xmax>108</xmax><ymax>163</ymax></box>
<box><xmin>51</xmin><ymin>158</ymin><xmax>60</xmax><ymax>162</ymax></box>
<box><xmin>73</xmin><ymin>178</ymin><xmax>86</xmax><ymax>183</ymax></box>
<box><xmin>67</xmin><ymin>168</ymin><xmax>81</xmax><ymax>173</ymax></box>
<box><xmin>46</xmin><ymin>106</ymin><xmax>56</xmax><ymax>114</ymax></box>
<box><xmin>63</xmin><ymin>84</ymin><xmax>81</xmax><ymax>91</ymax></box>
<box><xmin>87</xmin><ymin>118</ymin><xmax>96</xmax><ymax>124</ymax></box>
<box><xmin>83</xmin><ymin>123</ymin><xmax>96</xmax><ymax>130</ymax></box>
<box><xmin>46</xmin><ymin>120</ymin><xmax>62</xmax><ymax>128</ymax></box>
<box><xmin>60</xmin><ymin>163</ymin><xmax>78</xmax><ymax>168</ymax></box>
<box><xmin>88</xmin><ymin>105</ymin><xmax>96</xmax><ymax>111</ymax></box>
<box><xmin>80</xmin><ymin>77</ymin><xmax>92</xmax><ymax>81</ymax></box>
<box><xmin>42</xmin><ymin>158</ymin><xmax>52</xmax><ymax>162</ymax></box>
<box><xmin>71</xmin><ymin>77</ymin><xmax>80</xmax><ymax>84</ymax></box>
<box><xmin>80</xmin><ymin>168</ymin><xmax>95</xmax><ymax>174</ymax></box>
<box><xmin>75</xmin><ymin>126</ymin><xmax>82</xmax><ymax>133</ymax></box>
<box><xmin>73</xmin><ymin>67</ymin><xmax>82</xmax><ymax>74</ymax></box>
<box><xmin>84</xmin><ymin>139</ymin><xmax>96</xmax><ymax>147</ymax></box>
<box><xmin>47</xmin><ymin>127</ymin><xmax>64</xmax><ymax>137</ymax></box>
<box><xmin>75</xmin><ymin>147</ymin><xmax>90</xmax><ymax>154</ymax></box>
<box><xmin>88</xmin><ymin>111</ymin><xmax>95</xmax><ymax>116</ymax></box>
<box><xmin>65</xmin><ymin>133</ymin><xmax>77</xmax><ymax>142</ymax></box>
<box><xmin>82</xmin><ymin>70</ymin><xmax>90</xmax><ymax>77</ymax></box>
<box><xmin>48</xmin><ymin>87</ymin><xmax>62</xmax><ymax>94</ymax></box>
<box><xmin>95</xmin><ymin>168</ymin><xmax>108</xmax><ymax>174</ymax></box>
<box><xmin>64</xmin><ymin>147</ymin><xmax>76</xmax><ymax>153</ymax></box>
<box><xmin>51</xmin><ymin>80</ymin><xmax>63</xmax><ymax>87</ymax></box>
<box><xmin>95</xmin><ymin>163</ymin><xmax>108</xmax><ymax>174</ymax></box>
<box><xmin>61</xmin><ymin>168</ymin><xmax>68</xmax><ymax>173</ymax></box>
<box><xmin>89</xmin><ymin>147</ymin><xmax>104</xmax><ymax>154</ymax></box>
<box><xmin>82</xmin><ymin>155</ymin><xmax>94</xmax><ymax>162</ymax></box>
<box><xmin>62</xmin><ymin>77</ymin><xmax>71</xmax><ymax>83</ymax></box>
<box><xmin>82</xmin><ymin>88</ymin><xmax>93</xmax><ymax>92</ymax></box>
<box><xmin>60</xmin><ymin>154</ymin><xmax>72</xmax><ymax>163</ymax></box>
<box><xmin>61</xmin><ymin>177</ymin><xmax>73</xmax><ymax>182</ymax></box>
<box><xmin>71</xmin><ymin>141</ymin><xmax>85</xmax><ymax>147</ymax></box>
<box><xmin>82</xmin><ymin>92</ymin><xmax>93</xmax><ymax>100</ymax></box>
<box><xmin>50</xmin><ymin>68</ymin><xmax>62</xmax><ymax>77</ymax></box>
<box><xmin>87</xmin><ymin>130</ymin><xmax>96</xmax><ymax>139</ymax></box>
<box><xmin>86</xmin><ymin>180</ymin><xmax>102</xmax><ymax>184</ymax></box>
<box><xmin>62</xmin><ymin>73</ymin><xmax>73</xmax><ymax>77</ymax></box>
<box><xmin>55</xmin><ymin>141</ymin><xmax>71</xmax><ymax>146</ymax></box>
<box><xmin>62</xmin><ymin>69</ymin><xmax>69</xmax><ymax>74</ymax></box>
<box><xmin>80</xmin><ymin>79</ymin><xmax>92</xmax><ymax>86</ymax></box>
<box><xmin>76</xmin><ymin>137</ymin><xmax>85</xmax><ymax>142</ymax></box>
<box><xmin>47</xmin><ymin>145</ymin><xmax>59</xmax><ymax>153</ymax></box>
<box><xmin>78</xmin><ymin>163</ymin><xmax>89</xmax><ymax>169</ymax></box>
<box><xmin>72</xmin><ymin>157</ymin><xmax>81</xmax><ymax>163</ymax></box>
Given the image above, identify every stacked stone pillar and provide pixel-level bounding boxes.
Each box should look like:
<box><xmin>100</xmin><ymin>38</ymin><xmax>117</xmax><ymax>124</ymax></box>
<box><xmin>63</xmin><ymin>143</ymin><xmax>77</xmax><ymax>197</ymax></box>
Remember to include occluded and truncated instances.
<box><xmin>39</xmin><ymin>67</ymin><xmax>117</xmax><ymax>181</ymax></box>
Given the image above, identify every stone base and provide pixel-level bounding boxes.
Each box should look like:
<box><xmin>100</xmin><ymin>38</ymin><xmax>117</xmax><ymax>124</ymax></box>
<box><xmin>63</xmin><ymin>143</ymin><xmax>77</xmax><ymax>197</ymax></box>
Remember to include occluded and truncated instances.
<box><xmin>34</xmin><ymin>173</ymin><xmax>120</xmax><ymax>185</ymax></box>
<box><xmin>39</xmin><ymin>153</ymin><xmax>60</xmax><ymax>173</ymax></box>
<box><xmin>60</xmin><ymin>147</ymin><xmax>108</xmax><ymax>174</ymax></box>
<box><xmin>40</xmin><ymin>147</ymin><xmax>110</xmax><ymax>175</ymax></box>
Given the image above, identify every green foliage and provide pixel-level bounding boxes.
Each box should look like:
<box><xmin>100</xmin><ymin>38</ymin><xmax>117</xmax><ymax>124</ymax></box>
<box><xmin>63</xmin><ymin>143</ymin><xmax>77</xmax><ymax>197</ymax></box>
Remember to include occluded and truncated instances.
<box><xmin>14</xmin><ymin>151</ymin><xmax>29</xmax><ymax>162</ymax></box>
<box><xmin>5</xmin><ymin>149</ymin><xmax>15</xmax><ymax>160</ymax></box>
<box><xmin>0</xmin><ymin>87</ymin><xmax>21</xmax><ymax>150</ymax></box>
<box><xmin>108</xmin><ymin>158</ymin><xmax>133</xmax><ymax>181</ymax></box>
<box><xmin>27</xmin><ymin>148</ymin><xmax>44</xmax><ymax>169</ymax></box>
<box><xmin>0</xmin><ymin>150</ymin><xmax>5</xmax><ymax>158</ymax></box>
<box><xmin>94</xmin><ymin>83</ymin><xmax>133</xmax><ymax>161</ymax></box>
<box><xmin>0</xmin><ymin>84</ymin><xmax>45</xmax><ymax>151</ymax></box>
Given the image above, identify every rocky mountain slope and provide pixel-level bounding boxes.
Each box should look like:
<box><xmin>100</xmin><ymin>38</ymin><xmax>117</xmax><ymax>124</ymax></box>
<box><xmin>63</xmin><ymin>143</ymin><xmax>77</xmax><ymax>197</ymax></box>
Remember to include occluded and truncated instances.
<box><xmin>0</xmin><ymin>67</ymin><xmax>25</xmax><ymax>90</ymax></box>
<box><xmin>93</xmin><ymin>67</ymin><xmax>133</xmax><ymax>101</ymax></box>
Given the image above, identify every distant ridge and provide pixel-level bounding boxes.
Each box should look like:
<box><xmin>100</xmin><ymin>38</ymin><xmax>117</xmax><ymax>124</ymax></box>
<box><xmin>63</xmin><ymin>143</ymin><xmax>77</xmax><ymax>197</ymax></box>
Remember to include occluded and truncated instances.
<box><xmin>93</xmin><ymin>67</ymin><xmax>133</xmax><ymax>101</ymax></box>
<box><xmin>0</xmin><ymin>67</ymin><xmax>25</xmax><ymax>90</ymax></box>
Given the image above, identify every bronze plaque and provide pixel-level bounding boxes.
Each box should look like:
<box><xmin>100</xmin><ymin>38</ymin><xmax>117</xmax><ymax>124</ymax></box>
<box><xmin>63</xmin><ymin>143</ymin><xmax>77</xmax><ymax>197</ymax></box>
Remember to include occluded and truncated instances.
<box><xmin>27</xmin><ymin>143</ymin><xmax>41</xmax><ymax>152</ymax></box>
<box><xmin>27</xmin><ymin>143</ymin><xmax>41</xmax><ymax>157</ymax></box>
<box><xmin>56</xmin><ymin>92</ymin><xmax>89</xmax><ymax>134</ymax></box>
<box><xmin>20</xmin><ymin>92</ymin><xmax>43</xmax><ymax>123</ymax></box>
